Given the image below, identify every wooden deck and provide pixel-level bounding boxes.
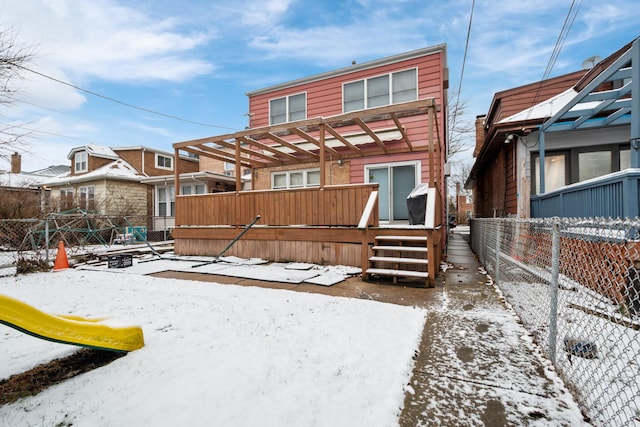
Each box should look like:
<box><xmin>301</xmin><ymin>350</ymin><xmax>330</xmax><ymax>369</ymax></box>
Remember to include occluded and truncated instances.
<box><xmin>173</xmin><ymin>184</ymin><xmax>443</xmax><ymax>286</ymax></box>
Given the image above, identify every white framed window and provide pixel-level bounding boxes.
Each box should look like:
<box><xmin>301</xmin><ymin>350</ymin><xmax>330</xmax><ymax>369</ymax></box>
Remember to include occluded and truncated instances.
<box><xmin>178</xmin><ymin>183</ymin><xmax>207</xmax><ymax>195</ymax></box>
<box><xmin>78</xmin><ymin>186</ymin><xmax>95</xmax><ymax>210</ymax></box>
<box><xmin>269</xmin><ymin>92</ymin><xmax>307</xmax><ymax>125</ymax></box>
<box><xmin>157</xmin><ymin>186</ymin><xmax>175</xmax><ymax>216</ymax></box>
<box><xmin>156</xmin><ymin>154</ymin><xmax>173</xmax><ymax>170</ymax></box>
<box><xmin>74</xmin><ymin>151</ymin><xmax>88</xmax><ymax>173</ymax></box>
<box><xmin>343</xmin><ymin>68</ymin><xmax>417</xmax><ymax>112</ymax></box>
<box><xmin>60</xmin><ymin>188</ymin><xmax>75</xmax><ymax>211</ymax></box>
<box><xmin>224</xmin><ymin>161</ymin><xmax>235</xmax><ymax>177</ymax></box>
<box><xmin>271</xmin><ymin>169</ymin><xmax>320</xmax><ymax>189</ymax></box>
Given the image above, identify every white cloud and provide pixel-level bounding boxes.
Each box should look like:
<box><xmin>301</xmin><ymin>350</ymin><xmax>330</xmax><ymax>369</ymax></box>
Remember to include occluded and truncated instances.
<box><xmin>17</xmin><ymin>61</ymin><xmax>87</xmax><ymax>111</ymax></box>
<box><xmin>241</xmin><ymin>0</ymin><xmax>294</xmax><ymax>26</ymax></box>
<box><xmin>249</xmin><ymin>19</ymin><xmax>428</xmax><ymax>68</ymax></box>
<box><xmin>0</xmin><ymin>0</ymin><xmax>216</xmax><ymax>84</ymax></box>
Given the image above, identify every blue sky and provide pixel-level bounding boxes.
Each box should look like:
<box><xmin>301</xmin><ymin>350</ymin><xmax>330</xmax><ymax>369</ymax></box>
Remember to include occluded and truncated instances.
<box><xmin>1</xmin><ymin>0</ymin><xmax>639</xmax><ymax>173</ymax></box>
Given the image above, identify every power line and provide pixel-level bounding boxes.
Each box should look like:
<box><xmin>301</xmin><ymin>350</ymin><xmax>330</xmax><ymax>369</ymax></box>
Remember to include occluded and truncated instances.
<box><xmin>527</xmin><ymin>0</ymin><xmax>582</xmax><ymax>116</ymax></box>
<box><xmin>449</xmin><ymin>0</ymin><xmax>475</xmax><ymax>153</ymax></box>
<box><xmin>10</xmin><ymin>62</ymin><xmax>237</xmax><ymax>131</ymax></box>
<box><xmin>10</xmin><ymin>123</ymin><xmax>97</xmax><ymax>144</ymax></box>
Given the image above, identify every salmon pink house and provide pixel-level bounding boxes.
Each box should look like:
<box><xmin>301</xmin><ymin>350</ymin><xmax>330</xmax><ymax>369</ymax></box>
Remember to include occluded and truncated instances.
<box><xmin>172</xmin><ymin>45</ymin><xmax>449</xmax><ymax>286</ymax></box>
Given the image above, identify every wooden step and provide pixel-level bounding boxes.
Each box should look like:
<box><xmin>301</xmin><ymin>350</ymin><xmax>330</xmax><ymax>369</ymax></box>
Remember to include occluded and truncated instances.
<box><xmin>372</xmin><ymin>245</ymin><xmax>428</xmax><ymax>253</ymax></box>
<box><xmin>375</xmin><ymin>235</ymin><xmax>427</xmax><ymax>242</ymax></box>
<box><xmin>369</xmin><ymin>256</ymin><xmax>428</xmax><ymax>265</ymax></box>
<box><xmin>366</xmin><ymin>268</ymin><xmax>429</xmax><ymax>279</ymax></box>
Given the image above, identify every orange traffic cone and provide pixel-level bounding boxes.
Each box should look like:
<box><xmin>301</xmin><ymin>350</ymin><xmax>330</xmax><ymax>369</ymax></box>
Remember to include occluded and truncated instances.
<box><xmin>53</xmin><ymin>241</ymin><xmax>69</xmax><ymax>271</ymax></box>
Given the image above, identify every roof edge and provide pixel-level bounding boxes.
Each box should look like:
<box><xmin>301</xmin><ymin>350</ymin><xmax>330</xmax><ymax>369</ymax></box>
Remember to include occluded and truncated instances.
<box><xmin>246</xmin><ymin>44</ymin><xmax>447</xmax><ymax>97</ymax></box>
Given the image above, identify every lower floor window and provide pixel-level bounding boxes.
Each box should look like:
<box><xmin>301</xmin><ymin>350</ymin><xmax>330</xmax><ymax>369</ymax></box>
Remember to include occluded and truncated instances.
<box><xmin>271</xmin><ymin>169</ymin><xmax>320</xmax><ymax>189</ymax></box>
<box><xmin>78</xmin><ymin>186</ymin><xmax>95</xmax><ymax>211</ymax></box>
<box><xmin>157</xmin><ymin>186</ymin><xmax>175</xmax><ymax>216</ymax></box>
<box><xmin>60</xmin><ymin>188</ymin><xmax>75</xmax><ymax>211</ymax></box>
<box><xmin>532</xmin><ymin>144</ymin><xmax>629</xmax><ymax>195</ymax></box>
<box><xmin>180</xmin><ymin>183</ymin><xmax>206</xmax><ymax>195</ymax></box>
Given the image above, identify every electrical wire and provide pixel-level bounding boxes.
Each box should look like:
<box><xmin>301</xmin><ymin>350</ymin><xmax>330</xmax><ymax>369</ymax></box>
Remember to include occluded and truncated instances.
<box><xmin>8</xmin><ymin>123</ymin><xmax>97</xmax><ymax>144</ymax></box>
<box><xmin>526</xmin><ymin>0</ymin><xmax>582</xmax><ymax>117</ymax></box>
<box><xmin>449</xmin><ymin>0</ymin><xmax>475</xmax><ymax>152</ymax></box>
<box><xmin>9</xmin><ymin>62</ymin><xmax>237</xmax><ymax>131</ymax></box>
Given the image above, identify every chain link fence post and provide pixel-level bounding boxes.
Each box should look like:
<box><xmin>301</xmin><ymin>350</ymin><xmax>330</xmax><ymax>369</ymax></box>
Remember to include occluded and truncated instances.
<box><xmin>494</xmin><ymin>220</ymin><xmax>501</xmax><ymax>282</ymax></box>
<box><xmin>549</xmin><ymin>220</ymin><xmax>560</xmax><ymax>363</ymax></box>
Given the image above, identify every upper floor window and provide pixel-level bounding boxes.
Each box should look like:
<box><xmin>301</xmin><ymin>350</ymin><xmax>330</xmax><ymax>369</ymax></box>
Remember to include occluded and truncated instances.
<box><xmin>343</xmin><ymin>68</ymin><xmax>417</xmax><ymax>112</ymax></box>
<box><xmin>272</xmin><ymin>168</ymin><xmax>320</xmax><ymax>189</ymax></box>
<box><xmin>270</xmin><ymin>93</ymin><xmax>306</xmax><ymax>125</ymax></box>
<box><xmin>75</xmin><ymin>151</ymin><xmax>88</xmax><ymax>173</ymax></box>
<box><xmin>156</xmin><ymin>154</ymin><xmax>173</xmax><ymax>170</ymax></box>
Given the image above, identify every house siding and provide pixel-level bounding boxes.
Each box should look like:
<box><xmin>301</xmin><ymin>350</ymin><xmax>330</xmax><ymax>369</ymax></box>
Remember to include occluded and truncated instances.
<box><xmin>103</xmin><ymin>180</ymin><xmax>149</xmax><ymax>216</ymax></box>
<box><xmin>115</xmin><ymin>148</ymin><xmax>199</xmax><ymax>176</ymax></box>
<box><xmin>248</xmin><ymin>52</ymin><xmax>446</xmax><ymax>132</ymax></box>
<box><xmin>246</xmin><ymin>50</ymin><xmax>447</xmax><ymax>194</ymax></box>
<box><xmin>253</xmin><ymin>160</ymin><xmax>350</xmax><ymax>190</ymax></box>
<box><xmin>504</xmin><ymin>142</ymin><xmax>517</xmax><ymax>215</ymax></box>
<box><xmin>471</xmin><ymin>70</ymin><xmax>590</xmax><ymax>218</ymax></box>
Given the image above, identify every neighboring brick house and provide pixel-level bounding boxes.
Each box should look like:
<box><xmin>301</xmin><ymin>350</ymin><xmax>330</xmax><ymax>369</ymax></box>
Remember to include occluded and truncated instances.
<box><xmin>467</xmin><ymin>37</ymin><xmax>638</xmax><ymax>219</ymax></box>
<box><xmin>0</xmin><ymin>152</ymin><xmax>68</xmax><ymax>218</ymax></box>
<box><xmin>43</xmin><ymin>144</ymin><xmax>198</xmax><ymax>218</ymax></box>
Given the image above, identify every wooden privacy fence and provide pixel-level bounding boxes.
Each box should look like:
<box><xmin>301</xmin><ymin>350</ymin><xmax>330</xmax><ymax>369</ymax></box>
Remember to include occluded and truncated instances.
<box><xmin>175</xmin><ymin>183</ymin><xmax>379</xmax><ymax>227</ymax></box>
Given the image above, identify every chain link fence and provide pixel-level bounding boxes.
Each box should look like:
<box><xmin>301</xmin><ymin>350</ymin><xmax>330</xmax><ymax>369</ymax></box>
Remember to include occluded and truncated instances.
<box><xmin>470</xmin><ymin>217</ymin><xmax>640</xmax><ymax>426</ymax></box>
<box><xmin>1</xmin><ymin>211</ymin><xmax>168</xmax><ymax>272</ymax></box>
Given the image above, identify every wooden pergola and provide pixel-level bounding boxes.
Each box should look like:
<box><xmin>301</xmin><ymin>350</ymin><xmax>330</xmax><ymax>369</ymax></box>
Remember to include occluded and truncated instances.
<box><xmin>173</xmin><ymin>98</ymin><xmax>440</xmax><ymax>194</ymax></box>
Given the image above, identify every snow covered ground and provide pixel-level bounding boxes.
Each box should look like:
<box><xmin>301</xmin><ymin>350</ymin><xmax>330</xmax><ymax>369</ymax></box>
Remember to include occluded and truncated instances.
<box><xmin>0</xmin><ymin>268</ymin><xmax>425</xmax><ymax>426</ymax></box>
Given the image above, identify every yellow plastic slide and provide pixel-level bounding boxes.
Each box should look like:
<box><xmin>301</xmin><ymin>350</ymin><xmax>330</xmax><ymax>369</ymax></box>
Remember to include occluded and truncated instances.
<box><xmin>0</xmin><ymin>294</ymin><xmax>144</xmax><ymax>352</ymax></box>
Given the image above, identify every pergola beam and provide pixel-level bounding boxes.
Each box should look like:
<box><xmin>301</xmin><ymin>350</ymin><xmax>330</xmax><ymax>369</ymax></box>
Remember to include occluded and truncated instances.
<box><xmin>324</xmin><ymin>123</ymin><xmax>362</xmax><ymax>155</ymax></box>
<box><xmin>354</xmin><ymin>117</ymin><xmax>387</xmax><ymax>153</ymax></box>
<box><xmin>290</xmin><ymin>128</ymin><xmax>341</xmax><ymax>158</ymax></box>
<box><xmin>391</xmin><ymin>113</ymin><xmax>413</xmax><ymax>150</ymax></box>
<box><xmin>238</xmin><ymin>136</ymin><xmax>301</xmax><ymax>163</ymax></box>
<box><xmin>212</xmin><ymin>138</ymin><xmax>284</xmax><ymax>165</ymax></box>
<box><xmin>193</xmin><ymin>144</ymin><xmax>265</xmax><ymax>168</ymax></box>
<box><xmin>262</xmin><ymin>132</ymin><xmax>319</xmax><ymax>159</ymax></box>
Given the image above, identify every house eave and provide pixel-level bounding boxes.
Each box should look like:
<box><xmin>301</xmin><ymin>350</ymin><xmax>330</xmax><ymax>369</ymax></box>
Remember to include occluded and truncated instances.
<box><xmin>140</xmin><ymin>171</ymin><xmax>238</xmax><ymax>185</ymax></box>
<box><xmin>246</xmin><ymin>44</ymin><xmax>447</xmax><ymax>97</ymax></box>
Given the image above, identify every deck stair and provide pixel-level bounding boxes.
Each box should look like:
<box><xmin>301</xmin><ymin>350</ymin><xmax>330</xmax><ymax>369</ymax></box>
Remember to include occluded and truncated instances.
<box><xmin>366</xmin><ymin>235</ymin><xmax>429</xmax><ymax>285</ymax></box>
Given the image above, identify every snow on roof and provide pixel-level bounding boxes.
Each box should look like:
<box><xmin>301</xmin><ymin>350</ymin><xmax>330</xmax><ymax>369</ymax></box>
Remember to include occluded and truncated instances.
<box><xmin>28</xmin><ymin>165</ymin><xmax>71</xmax><ymax>177</ymax></box>
<box><xmin>498</xmin><ymin>88</ymin><xmax>579</xmax><ymax>124</ymax></box>
<box><xmin>67</xmin><ymin>144</ymin><xmax>119</xmax><ymax>160</ymax></box>
<box><xmin>42</xmin><ymin>159</ymin><xmax>143</xmax><ymax>186</ymax></box>
<box><xmin>0</xmin><ymin>172</ymin><xmax>45</xmax><ymax>188</ymax></box>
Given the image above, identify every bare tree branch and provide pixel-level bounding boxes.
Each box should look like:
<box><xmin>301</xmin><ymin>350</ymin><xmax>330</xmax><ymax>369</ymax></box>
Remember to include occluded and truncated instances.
<box><xmin>447</xmin><ymin>87</ymin><xmax>475</xmax><ymax>159</ymax></box>
<box><xmin>0</xmin><ymin>27</ymin><xmax>36</xmax><ymax>162</ymax></box>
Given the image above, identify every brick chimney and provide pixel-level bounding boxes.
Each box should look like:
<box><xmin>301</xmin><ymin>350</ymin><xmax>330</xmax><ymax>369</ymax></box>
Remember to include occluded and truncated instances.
<box><xmin>473</xmin><ymin>115</ymin><xmax>487</xmax><ymax>158</ymax></box>
<box><xmin>10</xmin><ymin>152</ymin><xmax>21</xmax><ymax>174</ymax></box>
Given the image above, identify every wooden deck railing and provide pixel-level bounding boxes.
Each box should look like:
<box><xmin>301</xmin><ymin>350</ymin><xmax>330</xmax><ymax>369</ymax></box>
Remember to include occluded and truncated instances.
<box><xmin>175</xmin><ymin>184</ymin><xmax>380</xmax><ymax>227</ymax></box>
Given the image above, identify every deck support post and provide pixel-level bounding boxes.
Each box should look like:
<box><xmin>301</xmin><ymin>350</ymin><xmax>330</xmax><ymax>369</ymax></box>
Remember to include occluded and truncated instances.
<box><xmin>174</xmin><ymin>148</ymin><xmax>181</xmax><ymax>197</ymax></box>
<box><xmin>235</xmin><ymin>138</ymin><xmax>242</xmax><ymax>193</ymax></box>
<box><xmin>361</xmin><ymin>228</ymin><xmax>371</xmax><ymax>281</ymax></box>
